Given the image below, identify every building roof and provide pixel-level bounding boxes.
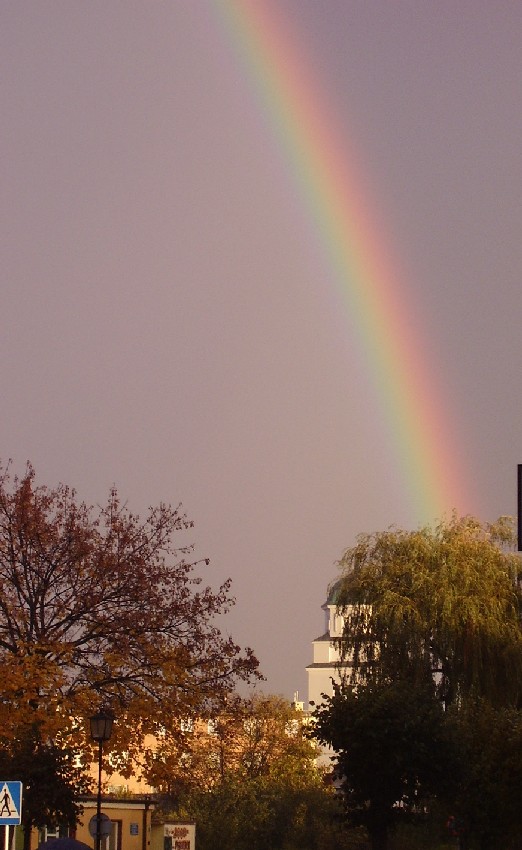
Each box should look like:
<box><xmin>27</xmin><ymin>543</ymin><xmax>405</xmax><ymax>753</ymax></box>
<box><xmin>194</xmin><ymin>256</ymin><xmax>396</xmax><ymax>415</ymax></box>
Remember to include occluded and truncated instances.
<box><xmin>312</xmin><ymin>632</ymin><xmax>332</xmax><ymax>642</ymax></box>
<box><xmin>325</xmin><ymin>577</ymin><xmax>344</xmax><ymax>605</ymax></box>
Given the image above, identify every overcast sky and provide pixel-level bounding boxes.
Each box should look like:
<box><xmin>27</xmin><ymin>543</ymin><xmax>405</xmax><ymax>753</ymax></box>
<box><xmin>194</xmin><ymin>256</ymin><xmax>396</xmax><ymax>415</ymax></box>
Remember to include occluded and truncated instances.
<box><xmin>2</xmin><ymin>1</ymin><xmax>522</xmax><ymax>701</ymax></box>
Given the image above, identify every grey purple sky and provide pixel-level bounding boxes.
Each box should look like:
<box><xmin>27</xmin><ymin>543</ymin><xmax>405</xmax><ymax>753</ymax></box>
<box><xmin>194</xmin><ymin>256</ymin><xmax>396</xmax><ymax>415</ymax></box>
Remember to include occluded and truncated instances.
<box><xmin>2</xmin><ymin>1</ymin><xmax>522</xmax><ymax>701</ymax></box>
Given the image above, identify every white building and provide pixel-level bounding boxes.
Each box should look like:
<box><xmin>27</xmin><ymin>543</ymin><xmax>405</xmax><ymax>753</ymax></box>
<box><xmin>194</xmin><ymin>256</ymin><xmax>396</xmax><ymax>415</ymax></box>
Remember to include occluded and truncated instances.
<box><xmin>306</xmin><ymin>580</ymin><xmax>350</xmax><ymax>709</ymax></box>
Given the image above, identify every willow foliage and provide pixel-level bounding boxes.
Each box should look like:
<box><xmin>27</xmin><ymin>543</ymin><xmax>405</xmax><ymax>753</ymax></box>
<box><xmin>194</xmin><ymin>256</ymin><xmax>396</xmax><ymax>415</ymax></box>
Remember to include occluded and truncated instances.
<box><xmin>334</xmin><ymin>515</ymin><xmax>522</xmax><ymax>706</ymax></box>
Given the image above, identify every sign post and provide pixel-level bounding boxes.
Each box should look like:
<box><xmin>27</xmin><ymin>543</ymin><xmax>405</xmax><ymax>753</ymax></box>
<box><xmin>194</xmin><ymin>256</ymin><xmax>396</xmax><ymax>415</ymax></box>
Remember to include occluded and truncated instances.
<box><xmin>0</xmin><ymin>782</ymin><xmax>23</xmax><ymax>850</ymax></box>
<box><xmin>518</xmin><ymin>465</ymin><xmax>522</xmax><ymax>551</ymax></box>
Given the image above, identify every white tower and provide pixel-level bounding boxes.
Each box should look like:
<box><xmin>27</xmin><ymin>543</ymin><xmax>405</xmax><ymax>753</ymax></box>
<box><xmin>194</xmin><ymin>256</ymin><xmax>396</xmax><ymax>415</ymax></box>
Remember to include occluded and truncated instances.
<box><xmin>306</xmin><ymin>580</ymin><xmax>350</xmax><ymax>709</ymax></box>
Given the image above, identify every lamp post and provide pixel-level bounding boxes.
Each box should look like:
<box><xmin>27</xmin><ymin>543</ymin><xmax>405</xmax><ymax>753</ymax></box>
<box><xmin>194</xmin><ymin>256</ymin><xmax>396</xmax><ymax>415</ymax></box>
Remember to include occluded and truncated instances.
<box><xmin>90</xmin><ymin>711</ymin><xmax>114</xmax><ymax>850</ymax></box>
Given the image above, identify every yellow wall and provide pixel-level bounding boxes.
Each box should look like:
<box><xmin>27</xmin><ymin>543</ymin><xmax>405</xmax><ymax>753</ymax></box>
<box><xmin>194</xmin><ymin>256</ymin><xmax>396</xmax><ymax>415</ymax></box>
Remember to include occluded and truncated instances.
<box><xmin>74</xmin><ymin>799</ymin><xmax>153</xmax><ymax>850</ymax></box>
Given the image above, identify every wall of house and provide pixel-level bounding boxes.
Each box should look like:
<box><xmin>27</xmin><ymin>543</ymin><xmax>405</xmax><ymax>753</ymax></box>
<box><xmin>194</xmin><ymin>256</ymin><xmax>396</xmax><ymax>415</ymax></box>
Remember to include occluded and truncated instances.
<box><xmin>74</xmin><ymin>799</ymin><xmax>153</xmax><ymax>850</ymax></box>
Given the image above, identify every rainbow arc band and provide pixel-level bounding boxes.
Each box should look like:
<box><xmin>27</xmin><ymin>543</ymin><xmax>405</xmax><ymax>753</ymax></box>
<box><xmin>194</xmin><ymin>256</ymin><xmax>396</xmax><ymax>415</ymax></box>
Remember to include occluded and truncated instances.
<box><xmin>217</xmin><ymin>0</ymin><xmax>471</xmax><ymax>522</ymax></box>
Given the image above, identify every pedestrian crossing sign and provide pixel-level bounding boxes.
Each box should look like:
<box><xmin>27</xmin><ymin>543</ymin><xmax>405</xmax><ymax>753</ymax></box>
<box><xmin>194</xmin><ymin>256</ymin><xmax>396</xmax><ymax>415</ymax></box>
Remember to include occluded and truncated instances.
<box><xmin>0</xmin><ymin>782</ymin><xmax>22</xmax><ymax>825</ymax></box>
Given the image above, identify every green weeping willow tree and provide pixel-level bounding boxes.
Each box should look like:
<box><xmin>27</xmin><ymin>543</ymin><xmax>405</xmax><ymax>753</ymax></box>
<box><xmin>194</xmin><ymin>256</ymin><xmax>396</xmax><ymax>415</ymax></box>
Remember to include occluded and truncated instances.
<box><xmin>333</xmin><ymin>514</ymin><xmax>522</xmax><ymax>707</ymax></box>
<box><xmin>311</xmin><ymin>516</ymin><xmax>522</xmax><ymax>850</ymax></box>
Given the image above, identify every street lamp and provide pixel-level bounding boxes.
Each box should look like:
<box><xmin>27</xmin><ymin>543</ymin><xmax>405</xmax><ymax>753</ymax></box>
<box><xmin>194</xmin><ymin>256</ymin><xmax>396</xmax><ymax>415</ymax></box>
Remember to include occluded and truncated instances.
<box><xmin>89</xmin><ymin>711</ymin><xmax>114</xmax><ymax>850</ymax></box>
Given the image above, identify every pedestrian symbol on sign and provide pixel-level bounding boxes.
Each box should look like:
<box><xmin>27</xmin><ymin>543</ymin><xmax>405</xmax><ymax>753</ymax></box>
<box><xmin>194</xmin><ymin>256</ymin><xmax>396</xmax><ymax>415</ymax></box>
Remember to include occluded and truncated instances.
<box><xmin>0</xmin><ymin>782</ymin><xmax>22</xmax><ymax>826</ymax></box>
<box><xmin>0</xmin><ymin>787</ymin><xmax>12</xmax><ymax>817</ymax></box>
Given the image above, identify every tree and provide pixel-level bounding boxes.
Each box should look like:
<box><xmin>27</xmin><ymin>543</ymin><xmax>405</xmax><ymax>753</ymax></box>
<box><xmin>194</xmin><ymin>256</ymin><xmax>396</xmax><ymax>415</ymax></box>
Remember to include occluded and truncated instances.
<box><xmin>446</xmin><ymin>699</ymin><xmax>522</xmax><ymax>850</ymax></box>
<box><xmin>145</xmin><ymin>694</ymin><xmax>319</xmax><ymax>796</ymax></box>
<box><xmin>0</xmin><ymin>722</ymin><xmax>91</xmax><ymax>850</ymax></box>
<box><xmin>310</xmin><ymin>516</ymin><xmax>522</xmax><ymax>850</ymax></box>
<box><xmin>334</xmin><ymin>515</ymin><xmax>522</xmax><ymax>706</ymax></box>
<box><xmin>153</xmin><ymin>695</ymin><xmax>348</xmax><ymax>850</ymax></box>
<box><xmin>312</xmin><ymin>679</ymin><xmax>454</xmax><ymax>850</ymax></box>
<box><xmin>0</xmin><ymin>461</ymin><xmax>260</xmax><ymax>763</ymax></box>
<box><xmin>183</xmin><ymin>774</ymin><xmax>354</xmax><ymax>850</ymax></box>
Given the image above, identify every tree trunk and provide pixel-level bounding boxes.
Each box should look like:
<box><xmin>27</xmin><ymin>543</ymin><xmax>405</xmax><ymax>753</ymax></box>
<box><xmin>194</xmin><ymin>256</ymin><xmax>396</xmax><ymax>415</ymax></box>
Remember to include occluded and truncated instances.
<box><xmin>368</xmin><ymin>821</ymin><xmax>388</xmax><ymax>850</ymax></box>
<box><xmin>22</xmin><ymin>817</ymin><xmax>32</xmax><ymax>850</ymax></box>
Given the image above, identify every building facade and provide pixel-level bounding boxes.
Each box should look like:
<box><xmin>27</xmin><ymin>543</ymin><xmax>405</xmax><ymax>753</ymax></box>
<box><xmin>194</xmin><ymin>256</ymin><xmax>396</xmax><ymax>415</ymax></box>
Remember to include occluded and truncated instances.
<box><xmin>306</xmin><ymin>580</ymin><xmax>349</xmax><ymax>709</ymax></box>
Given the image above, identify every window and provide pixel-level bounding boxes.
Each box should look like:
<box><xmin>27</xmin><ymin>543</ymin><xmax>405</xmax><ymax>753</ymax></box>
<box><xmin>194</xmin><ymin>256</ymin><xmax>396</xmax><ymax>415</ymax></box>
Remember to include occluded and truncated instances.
<box><xmin>41</xmin><ymin>827</ymin><xmax>61</xmax><ymax>843</ymax></box>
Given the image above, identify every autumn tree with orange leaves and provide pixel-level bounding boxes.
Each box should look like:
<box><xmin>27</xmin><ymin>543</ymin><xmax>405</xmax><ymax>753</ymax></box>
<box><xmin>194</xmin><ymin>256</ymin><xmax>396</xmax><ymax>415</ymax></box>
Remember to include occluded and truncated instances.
<box><xmin>0</xmin><ymin>461</ymin><xmax>260</xmax><ymax>766</ymax></box>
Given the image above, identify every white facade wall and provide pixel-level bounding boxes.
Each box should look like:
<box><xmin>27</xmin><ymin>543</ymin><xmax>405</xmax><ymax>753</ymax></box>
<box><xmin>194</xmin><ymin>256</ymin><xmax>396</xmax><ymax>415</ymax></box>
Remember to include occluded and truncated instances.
<box><xmin>306</xmin><ymin>587</ymin><xmax>351</xmax><ymax>709</ymax></box>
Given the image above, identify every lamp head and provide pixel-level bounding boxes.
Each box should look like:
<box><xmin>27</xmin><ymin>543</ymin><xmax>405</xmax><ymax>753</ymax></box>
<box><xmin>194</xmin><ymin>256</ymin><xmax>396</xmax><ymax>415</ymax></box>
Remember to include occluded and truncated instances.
<box><xmin>89</xmin><ymin>711</ymin><xmax>114</xmax><ymax>742</ymax></box>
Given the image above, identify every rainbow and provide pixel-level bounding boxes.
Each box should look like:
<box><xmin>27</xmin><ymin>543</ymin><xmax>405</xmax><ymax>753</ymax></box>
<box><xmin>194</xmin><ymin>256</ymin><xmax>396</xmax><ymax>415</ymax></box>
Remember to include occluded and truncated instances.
<box><xmin>214</xmin><ymin>0</ymin><xmax>470</xmax><ymax>524</ymax></box>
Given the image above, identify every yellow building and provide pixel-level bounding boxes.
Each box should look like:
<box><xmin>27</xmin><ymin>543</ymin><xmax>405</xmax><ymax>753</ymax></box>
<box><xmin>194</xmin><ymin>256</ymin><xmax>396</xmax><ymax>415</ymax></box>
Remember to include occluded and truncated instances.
<box><xmin>73</xmin><ymin>796</ymin><xmax>153</xmax><ymax>850</ymax></box>
<box><xmin>28</xmin><ymin>798</ymin><xmax>195</xmax><ymax>850</ymax></box>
